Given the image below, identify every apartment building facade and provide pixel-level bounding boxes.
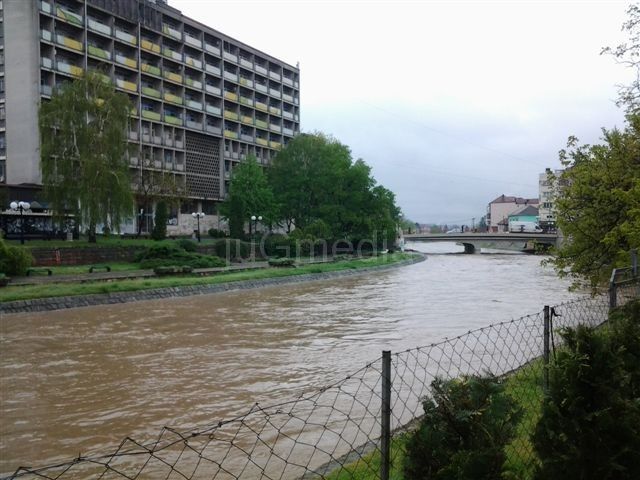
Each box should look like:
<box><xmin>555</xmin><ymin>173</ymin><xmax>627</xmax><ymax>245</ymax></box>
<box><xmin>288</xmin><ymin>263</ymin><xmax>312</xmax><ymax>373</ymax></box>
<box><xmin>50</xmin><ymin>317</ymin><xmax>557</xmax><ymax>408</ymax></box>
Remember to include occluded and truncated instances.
<box><xmin>538</xmin><ymin>168</ymin><xmax>564</xmax><ymax>232</ymax></box>
<box><xmin>0</xmin><ymin>0</ymin><xmax>300</xmax><ymax>233</ymax></box>
<box><xmin>486</xmin><ymin>194</ymin><xmax>539</xmax><ymax>232</ymax></box>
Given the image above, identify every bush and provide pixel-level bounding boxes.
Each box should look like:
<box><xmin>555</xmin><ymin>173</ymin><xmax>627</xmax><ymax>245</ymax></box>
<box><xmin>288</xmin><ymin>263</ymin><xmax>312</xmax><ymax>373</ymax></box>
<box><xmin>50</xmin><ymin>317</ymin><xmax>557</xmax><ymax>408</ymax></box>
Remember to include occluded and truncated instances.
<box><xmin>214</xmin><ymin>239</ymin><xmax>252</xmax><ymax>259</ymax></box>
<box><xmin>208</xmin><ymin>228</ymin><xmax>227</xmax><ymax>238</ymax></box>
<box><xmin>140</xmin><ymin>254</ymin><xmax>226</xmax><ymax>270</ymax></box>
<box><xmin>261</xmin><ymin>233</ymin><xmax>291</xmax><ymax>257</ymax></box>
<box><xmin>0</xmin><ymin>272</ymin><xmax>9</xmax><ymax>287</ymax></box>
<box><xmin>403</xmin><ymin>375</ymin><xmax>521</xmax><ymax>480</ymax></box>
<box><xmin>135</xmin><ymin>243</ymin><xmax>183</xmax><ymax>262</ymax></box>
<box><xmin>176</xmin><ymin>238</ymin><xmax>197</xmax><ymax>252</ymax></box>
<box><xmin>151</xmin><ymin>201</ymin><xmax>168</xmax><ymax>241</ymax></box>
<box><xmin>0</xmin><ymin>239</ymin><xmax>34</xmax><ymax>276</ymax></box>
<box><xmin>154</xmin><ymin>265</ymin><xmax>193</xmax><ymax>275</ymax></box>
<box><xmin>532</xmin><ymin>301</ymin><xmax>640</xmax><ymax>480</ymax></box>
<box><xmin>268</xmin><ymin>257</ymin><xmax>295</xmax><ymax>267</ymax></box>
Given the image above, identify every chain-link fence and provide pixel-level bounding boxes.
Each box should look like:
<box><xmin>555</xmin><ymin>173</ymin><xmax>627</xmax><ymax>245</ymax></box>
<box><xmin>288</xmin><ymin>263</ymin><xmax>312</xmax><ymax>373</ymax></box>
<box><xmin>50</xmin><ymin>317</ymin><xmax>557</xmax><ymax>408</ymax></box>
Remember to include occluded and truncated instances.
<box><xmin>4</xmin><ymin>269</ymin><xmax>639</xmax><ymax>480</ymax></box>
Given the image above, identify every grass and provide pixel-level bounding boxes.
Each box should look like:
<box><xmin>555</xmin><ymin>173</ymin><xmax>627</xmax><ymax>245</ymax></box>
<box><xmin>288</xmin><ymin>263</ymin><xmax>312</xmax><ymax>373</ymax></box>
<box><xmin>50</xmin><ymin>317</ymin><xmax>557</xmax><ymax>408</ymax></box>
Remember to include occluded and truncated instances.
<box><xmin>323</xmin><ymin>360</ymin><xmax>545</xmax><ymax>480</ymax></box>
<box><xmin>5</xmin><ymin>236</ymin><xmax>218</xmax><ymax>249</ymax></box>
<box><xmin>0</xmin><ymin>253</ymin><xmax>416</xmax><ymax>303</ymax></box>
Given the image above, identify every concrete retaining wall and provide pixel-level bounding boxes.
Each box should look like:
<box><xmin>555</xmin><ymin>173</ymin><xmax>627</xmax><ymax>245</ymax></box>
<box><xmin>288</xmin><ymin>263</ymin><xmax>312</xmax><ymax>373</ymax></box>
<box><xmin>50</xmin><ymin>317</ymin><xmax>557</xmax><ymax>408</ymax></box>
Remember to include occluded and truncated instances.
<box><xmin>1</xmin><ymin>255</ymin><xmax>425</xmax><ymax>315</ymax></box>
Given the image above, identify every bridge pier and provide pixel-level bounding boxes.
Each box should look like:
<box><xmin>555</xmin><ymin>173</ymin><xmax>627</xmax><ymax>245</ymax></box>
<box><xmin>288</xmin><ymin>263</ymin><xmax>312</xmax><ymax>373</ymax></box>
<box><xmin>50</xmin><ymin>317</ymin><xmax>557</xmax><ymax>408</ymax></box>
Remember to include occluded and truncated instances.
<box><xmin>462</xmin><ymin>243</ymin><xmax>476</xmax><ymax>254</ymax></box>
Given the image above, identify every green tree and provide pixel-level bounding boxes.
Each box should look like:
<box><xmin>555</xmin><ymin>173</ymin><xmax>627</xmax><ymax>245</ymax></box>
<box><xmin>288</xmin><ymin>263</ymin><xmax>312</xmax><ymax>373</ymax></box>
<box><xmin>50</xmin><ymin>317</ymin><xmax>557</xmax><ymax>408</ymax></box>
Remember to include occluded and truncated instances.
<box><xmin>548</xmin><ymin>115</ymin><xmax>640</xmax><ymax>290</ymax></box>
<box><xmin>227</xmin><ymin>194</ymin><xmax>246</xmax><ymax>239</ymax></box>
<box><xmin>220</xmin><ymin>155</ymin><xmax>276</xmax><ymax>232</ymax></box>
<box><xmin>151</xmin><ymin>200</ymin><xmax>168</xmax><ymax>241</ymax></box>
<box><xmin>39</xmin><ymin>72</ymin><xmax>133</xmax><ymax>242</ymax></box>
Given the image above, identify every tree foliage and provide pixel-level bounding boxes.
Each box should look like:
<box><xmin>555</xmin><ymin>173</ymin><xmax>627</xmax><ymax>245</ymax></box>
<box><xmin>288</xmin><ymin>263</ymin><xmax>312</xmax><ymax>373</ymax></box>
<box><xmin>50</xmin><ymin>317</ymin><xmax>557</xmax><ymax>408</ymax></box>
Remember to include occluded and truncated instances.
<box><xmin>548</xmin><ymin>114</ymin><xmax>640</xmax><ymax>290</ymax></box>
<box><xmin>39</xmin><ymin>72</ymin><xmax>133</xmax><ymax>242</ymax></box>
<box><xmin>151</xmin><ymin>200</ymin><xmax>168</xmax><ymax>241</ymax></box>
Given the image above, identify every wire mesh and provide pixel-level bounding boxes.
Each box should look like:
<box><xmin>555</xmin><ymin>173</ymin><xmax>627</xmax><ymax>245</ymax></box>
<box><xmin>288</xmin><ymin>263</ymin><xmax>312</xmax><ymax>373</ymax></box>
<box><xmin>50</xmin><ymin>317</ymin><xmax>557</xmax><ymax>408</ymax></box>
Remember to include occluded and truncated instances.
<box><xmin>4</xmin><ymin>273</ymin><xmax>638</xmax><ymax>480</ymax></box>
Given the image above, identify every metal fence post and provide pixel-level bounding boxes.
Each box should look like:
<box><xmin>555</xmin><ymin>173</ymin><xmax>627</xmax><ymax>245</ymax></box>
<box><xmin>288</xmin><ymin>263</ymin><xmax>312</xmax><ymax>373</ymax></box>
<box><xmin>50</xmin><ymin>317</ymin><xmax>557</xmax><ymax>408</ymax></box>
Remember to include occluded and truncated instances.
<box><xmin>381</xmin><ymin>350</ymin><xmax>391</xmax><ymax>480</ymax></box>
<box><xmin>543</xmin><ymin>306</ymin><xmax>550</xmax><ymax>394</ymax></box>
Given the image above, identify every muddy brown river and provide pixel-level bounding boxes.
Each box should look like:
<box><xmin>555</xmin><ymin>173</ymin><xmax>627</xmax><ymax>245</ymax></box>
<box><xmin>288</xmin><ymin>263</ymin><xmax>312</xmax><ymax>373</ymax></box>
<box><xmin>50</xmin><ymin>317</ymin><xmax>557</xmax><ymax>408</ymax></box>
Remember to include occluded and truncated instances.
<box><xmin>0</xmin><ymin>243</ymin><xmax>583</xmax><ymax>474</ymax></box>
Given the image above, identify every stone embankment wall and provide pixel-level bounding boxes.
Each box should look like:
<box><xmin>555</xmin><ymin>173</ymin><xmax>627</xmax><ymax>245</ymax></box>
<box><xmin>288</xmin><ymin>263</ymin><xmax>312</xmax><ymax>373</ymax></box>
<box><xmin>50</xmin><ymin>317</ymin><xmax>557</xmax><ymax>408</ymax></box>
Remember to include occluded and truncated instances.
<box><xmin>30</xmin><ymin>246</ymin><xmax>145</xmax><ymax>266</ymax></box>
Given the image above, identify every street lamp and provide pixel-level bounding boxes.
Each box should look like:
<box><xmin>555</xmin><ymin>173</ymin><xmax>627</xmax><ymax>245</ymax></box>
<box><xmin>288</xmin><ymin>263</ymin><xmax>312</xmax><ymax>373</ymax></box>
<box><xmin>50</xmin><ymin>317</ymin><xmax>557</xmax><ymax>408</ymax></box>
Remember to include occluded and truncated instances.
<box><xmin>192</xmin><ymin>212</ymin><xmax>205</xmax><ymax>242</ymax></box>
<box><xmin>250</xmin><ymin>215</ymin><xmax>262</xmax><ymax>238</ymax></box>
<box><xmin>9</xmin><ymin>201</ymin><xmax>30</xmax><ymax>245</ymax></box>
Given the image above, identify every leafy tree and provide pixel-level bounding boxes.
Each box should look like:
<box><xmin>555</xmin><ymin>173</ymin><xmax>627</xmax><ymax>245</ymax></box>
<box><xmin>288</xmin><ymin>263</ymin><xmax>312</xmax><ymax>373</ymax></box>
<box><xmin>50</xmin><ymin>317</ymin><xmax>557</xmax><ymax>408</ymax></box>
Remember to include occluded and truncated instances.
<box><xmin>151</xmin><ymin>200</ymin><xmax>168</xmax><ymax>241</ymax></box>
<box><xmin>532</xmin><ymin>302</ymin><xmax>640</xmax><ymax>479</ymax></box>
<box><xmin>227</xmin><ymin>194</ymin><xmax>246</xmax><ymax>239</ymax></box>
<box><xmin>478</xmin><ymin>215</ymin><xmax>488</xmax><ymax>231</ymax></box>
<box><xmin>403</xmin><ymin>375</ymin><xmax>521</xmax><ymax>480</ymax></box>
<box><xmin>220</xmin><ymin>155</ymin><xmax>276</xmax><ymax>232</ymax></box>
<box><xmin>547</xmin><ymin>115</ymin><xmax>640</xmax><ymax>290</ymax></box>
<box><xmin>39</xmin><ymin>72</ymin><xmax>133</xmax><ymax>242</ymax></box>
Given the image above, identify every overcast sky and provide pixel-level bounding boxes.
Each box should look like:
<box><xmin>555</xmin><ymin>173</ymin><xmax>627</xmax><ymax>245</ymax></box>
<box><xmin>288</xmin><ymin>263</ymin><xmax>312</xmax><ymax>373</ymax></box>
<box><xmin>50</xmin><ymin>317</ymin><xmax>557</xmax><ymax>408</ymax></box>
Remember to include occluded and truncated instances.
<box><xmin>172</xmin><ymin>0</ymin><xmax>633</xmax><ymax>224</ymax></box>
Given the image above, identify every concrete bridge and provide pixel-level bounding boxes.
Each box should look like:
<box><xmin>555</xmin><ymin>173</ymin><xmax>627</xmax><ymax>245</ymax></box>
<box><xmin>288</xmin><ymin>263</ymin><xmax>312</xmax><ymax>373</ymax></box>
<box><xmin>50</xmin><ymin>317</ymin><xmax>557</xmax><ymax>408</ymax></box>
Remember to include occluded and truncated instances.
<box><xmin>403</xmin><ymin>232</ymin><xmax>559</xmax><ymax>254</ymax></box>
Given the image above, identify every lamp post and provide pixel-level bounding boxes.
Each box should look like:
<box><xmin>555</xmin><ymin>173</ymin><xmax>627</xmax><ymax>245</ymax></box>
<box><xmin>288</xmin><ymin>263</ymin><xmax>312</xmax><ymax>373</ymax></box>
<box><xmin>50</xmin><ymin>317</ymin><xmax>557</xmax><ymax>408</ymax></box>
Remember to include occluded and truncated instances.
<box><xmin>192</xmin><ymin>212</ymin><xmax>205</xmax><ymax>242</ymax></box>
<box><xmin>250</xmin><ymin>215</ymin><xmax>262</xmax><ymax>239</ymax></box>
<box><xmin>9</xmin><ymin>201</ymin><xmax>30</xmax><ymax>245</ymax></box>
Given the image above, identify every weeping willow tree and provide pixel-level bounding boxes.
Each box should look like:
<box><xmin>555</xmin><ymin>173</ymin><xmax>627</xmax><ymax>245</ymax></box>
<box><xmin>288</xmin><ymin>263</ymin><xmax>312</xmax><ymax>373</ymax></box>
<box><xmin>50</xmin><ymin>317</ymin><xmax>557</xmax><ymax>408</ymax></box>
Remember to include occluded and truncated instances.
<box><xmin>39</xmin><ymin>72</ymin><xmax>133</xmax><ymax>242</ymax></box>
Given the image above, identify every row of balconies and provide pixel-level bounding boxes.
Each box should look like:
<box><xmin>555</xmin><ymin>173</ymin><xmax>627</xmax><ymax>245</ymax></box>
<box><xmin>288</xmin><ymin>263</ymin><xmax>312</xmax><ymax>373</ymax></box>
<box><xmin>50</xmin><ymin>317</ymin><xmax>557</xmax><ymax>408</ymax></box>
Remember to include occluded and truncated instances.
<box><xmin>40</xmin><ymin>1</ymin><xmax>299</xmax><ymax>88</ymax></box>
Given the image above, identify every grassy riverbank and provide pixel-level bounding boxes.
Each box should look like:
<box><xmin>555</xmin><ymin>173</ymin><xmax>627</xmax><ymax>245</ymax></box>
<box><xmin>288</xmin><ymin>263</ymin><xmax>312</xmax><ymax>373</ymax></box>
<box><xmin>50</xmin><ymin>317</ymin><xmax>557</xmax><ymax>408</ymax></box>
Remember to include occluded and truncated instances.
<box><xmin>0</xmin><ymin>253</ymin><xmax>418</xmax><ymax>303</ymax></box>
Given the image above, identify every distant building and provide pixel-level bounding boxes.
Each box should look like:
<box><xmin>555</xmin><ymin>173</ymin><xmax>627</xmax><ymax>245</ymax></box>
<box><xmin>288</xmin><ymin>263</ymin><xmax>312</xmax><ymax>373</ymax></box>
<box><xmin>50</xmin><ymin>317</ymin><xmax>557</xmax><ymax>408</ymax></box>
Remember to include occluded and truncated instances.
<box><xmin>486</xmin><ymin>195</ymin><xmax>539</xmax><ymax>232</ymax></box>
<box><xmin>507</xmin><ymin>205</ymin><xmax>539</xmax><ymax>227</ymax></box>
<box><xmin>538</xmin><ymin>168</ymin><xmax>564</xmax><ymax>232</ymax></box>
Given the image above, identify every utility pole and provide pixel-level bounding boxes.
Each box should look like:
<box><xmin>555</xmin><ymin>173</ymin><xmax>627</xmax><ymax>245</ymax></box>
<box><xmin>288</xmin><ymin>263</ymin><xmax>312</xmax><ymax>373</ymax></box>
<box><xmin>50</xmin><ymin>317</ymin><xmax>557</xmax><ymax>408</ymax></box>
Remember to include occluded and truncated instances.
<box><xmin>472</xmin><ymin>217</ymin><xmax>475</xmax><ymax>230</ymax></box>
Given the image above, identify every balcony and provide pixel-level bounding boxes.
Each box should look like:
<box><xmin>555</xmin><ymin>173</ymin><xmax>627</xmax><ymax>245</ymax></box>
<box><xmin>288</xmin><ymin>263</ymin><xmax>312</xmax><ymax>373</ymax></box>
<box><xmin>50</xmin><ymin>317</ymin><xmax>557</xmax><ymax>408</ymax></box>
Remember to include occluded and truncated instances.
<box><xmin>255</xmin><ymin>119</ymin><xmax>268</xmax><ymax>129</ymax></box>
<box><xmin>163</xmin><ymin>24</ymin><xmax>182</xmax><ymax>41</ymax></box>
<box><xmin>129</xmin><ymin>131</ymin><xmax>139</xmax><ymax>141</ymax></box>
<box><xmin>141</xmin><ymin>63</ymin><xmax>161</xmax><ymax>76</ymax></box>
<box><xmin>141</xmin><ymin>86</ymin><xmax>161</xmax><ymax>98</ymax></box>
<box><xmin>88</xmin><ymin>45</ymin><xmax>111</xmax><ymax>60</ymax></box>
<box><xmin>142</xmin><ymin>110</ymin><xmax>160</xmax><ymax>122</ymax></box>
<box><xmin>141</xmin><ymin>39</ymin><xmax>161</xmax><ymax>54</ymax></box>
<box><xmin>186</xmin><ymin>120</ymin><xmax>202</xmax><ymax>130</ymax></box>
<box><xmin>185</xmin><ymin>78</ymin><xmax>203</xmax><ymax>90</ymax></box>
<box><xmin>269</xmin><ymin>88</ymin><xmax>281</xmax><ymax>98</ymax></box>
<box><xmin>224</xmin><ymin>130</ymin><xmax>238</xmax><ymax>139</ymax></box>
<box><xmin>205</xmin><ymin>64</ymin><xmax>221</xmax><ymax>76</ymax></box>
<box><xmin>56</xmin><ymin>6</ymin><xmax>83</xmax><ymax>26</ymax></box>
<box><xmin>224</xmin><ymin>91</ymin><xmax>238</xmax><ymax>102</ymax></box>
<box><xmin>57</xmin><ymin>61</ymin><xmax>83</xmax><ymax>77</ymax></box>
<box><xmin>283</xmin><ymin>127</ymin><xmax>294</xmax><ymax>136</ymax></box>
<box><xmin>116</xmin><ymin>79</ymin><xmax>137</xmax><ymax>92</ymax></box>
<box><xmin>163</xmin><ymin>47</ymin><xmax>182</xmax><ymax>62</ymax></box>
<box><xmin>56</xmin><ymin>34</ymin><xmax>84</xmax><ymax>52</ymax></box>
<box><xmin>186</xmin><ymin>99</ymin><xmax>203</xmax><ymax>110</ymax></box>
<box><xmin>205</xmin><ymin>43</ymin><xmax>221</xmax><ymax>56</ymax></box>
<box><xmin>224</xmin><ymin>110</ymin><xmax>239</xmax><ymax>121</ymax></box>
<box><xmin>115</xmin><ymin>54</ymin><xmax>137</xmax><ymax>69</ymax></box>
<box><xmin>270</xmin><ymin>124</ymin><xmax>282</xmax><ymax>133</ymax></box>
<box><xmin>40</xmin><ymin>84</ymin><xmax>53</xmax><ymax>96</ymax></box>
<box><xmin>256</xmin><ymin>137</ymin><xmax>268</xmax><ymax>146</ymax></box>
<box><xmin>115</xmin><ymin>29</ymin><xmax>137</xmax><ymax>46</ymax></box>
<box><xmin>239</xmin><ymin>77</ymin><xmax>253</xmax><ymax>88</ymax></box>
<box><xmin>41</xmin><ymin>57</ymin><xmax>53</xmax><ymax>69</ymax></box>
<box><xmin>239</xmin><ymin>96</ymin><xmax>253</xmax><ymax>107</ymax></box>
<box><xmin>88</xmin><ymin>18</ymin><xmax>111</xmax><ymax>36</ymax></box>
<box><xmin>270</xmin><ymin>141</ymin><xmax>281</xmax><ymax>149</ymax></box>
<box><xmin>206</xmin><ymin>105</ymin><xmax>221</xmax><ymax>116</ymax></box>
<box><xmin>223</xmin><ymin>71</ymin><xmax>238</xmax><ymax>82</ymax></box>
<box><xmin>185</xmin><ymin>56</ymin><xmax>203</xmax><ymax>69</ymax></box>
<box><xmin>282</xmin><ymin>76</ymin><xmax>294</xmax><ymax>86</ymax></box>
<box><xmin>40</xmin><ymin>1</ymin><xmax>52</xmax><ymax>14</ymax></box>
<box><xmin>269</xmin><ymin>106</ymin><xmax>281</xmax><ymax>115</ymax></box>
<box><xmin>255</xmin><ymin>102</ymin><xmax>268</xmax><ymax>112</ymax></box>
<box><xmin>240</xmin><ymin>57</ymin><xmax>253</xmax><ymax>69</ymax></box>
<box><xmin>41</xmin><ymin>29</ymin><xmax>53</xmax><ymax>42</ymax></box>
<box><xmin>269</xmin><ymin>71</ymin><xmax>281</xmax><ymax>81</ymax></box>
<box><xmin>205</xmin><ymin>84</ymin><xmax>221</xmax><ymax>96</ymax></box>
<box><xmin>185</xmin><ymin>34</ymin><xmax>202</xmax><ymax>49</ymax></box>
<box><xmin>164</xmin><ymin>114</ymin><xmax>183</xmax><ymax>126</ymax></box>
<box><xmin>206</xmin><ymin>125</ymin><xmax>222</xmax><ymax>135</ymax></box>
<box><xmin>164</xmin><ymin>92</ymin><xmax>183</xmax><ymax>105</ymax></box>
<box><xmin>241</xmin><ymin>133</ymin><xmax>253</xmax><ymax>142</ymax></box>
<box><xmin>255</xmin><ymin>83</ymin><xmax>268</xmax><ymax>93</ymax></box>
<box><xmin>255</xmin><ymin>64</ymin><xmax>267</xmax><ymax>75</ymax></box>
<box><xmin>164</xmin><ymin>71</ymin><xmax>183</xmax><ymax>84</ymax></box>
<box><xmin>282</xmin><ymin>110</ymin><xmax>294</xmax><ymax>120</ymax></box>
<box><xmin>223</xmin><ymin>51</ymin><xmax>238</xmax><ymax>62</ymax></box>
<box><xmin>283</xmin><ymin>93</ymin><xmax>294</xmax><ymax>103</ymax></box>
<box><xmin>241</xmin><ymin>115</ymin><xmax>253</xmax><ymax>125</ymax></box>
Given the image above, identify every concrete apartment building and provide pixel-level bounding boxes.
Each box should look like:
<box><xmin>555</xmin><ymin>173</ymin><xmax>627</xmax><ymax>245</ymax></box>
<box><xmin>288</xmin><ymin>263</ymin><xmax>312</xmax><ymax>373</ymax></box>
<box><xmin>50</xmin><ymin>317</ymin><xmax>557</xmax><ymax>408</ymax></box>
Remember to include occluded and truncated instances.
<box><xmin>538</xmin><ymin>168</ymin><xmax>564</xmax><ymax>232</ymax></box>
<box><xmin>0</xmin><ymin>0</ymin><xmax>300</xmax><ymax>233</ymax></box>
<box><xmin>486</xmin><ymin>194</ymin><xmax>539</xmax><ymax>232</ymax></box>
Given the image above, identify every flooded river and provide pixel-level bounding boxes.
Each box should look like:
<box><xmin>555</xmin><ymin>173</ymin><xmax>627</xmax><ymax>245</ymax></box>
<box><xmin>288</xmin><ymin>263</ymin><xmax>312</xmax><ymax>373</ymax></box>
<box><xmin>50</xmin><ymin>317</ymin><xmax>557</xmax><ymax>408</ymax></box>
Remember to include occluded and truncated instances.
<box><xmin>0</xmin><ymin>242</ymin><xmax>583</xmax><ymax>474</ymax></box>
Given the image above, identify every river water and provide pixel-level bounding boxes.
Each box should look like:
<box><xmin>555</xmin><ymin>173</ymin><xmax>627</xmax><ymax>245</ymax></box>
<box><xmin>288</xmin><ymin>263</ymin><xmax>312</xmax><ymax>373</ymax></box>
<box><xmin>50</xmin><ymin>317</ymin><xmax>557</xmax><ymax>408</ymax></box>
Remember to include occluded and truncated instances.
<box><xmin>0</xmin><ymin>242</ymin><xmax>584</xmax><ymax>475</ymax></box>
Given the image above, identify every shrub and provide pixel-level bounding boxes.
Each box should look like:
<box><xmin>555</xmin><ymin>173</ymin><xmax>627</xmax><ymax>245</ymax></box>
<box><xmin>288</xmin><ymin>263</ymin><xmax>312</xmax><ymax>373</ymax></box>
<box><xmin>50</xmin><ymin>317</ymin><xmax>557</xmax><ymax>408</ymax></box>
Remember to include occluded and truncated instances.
<box><xmin>214</xmin><ymin>239</ymin><xmax>252</xmax><ymax>259</ymax></box>
<box><xmin>532</xmin><ymin>302</ymin><xmax>640</xmax><ymax>480</ymax></box>
<box><xmin>0</xmin><ymin>239</ymin><xmax>34</xmax><ymax>276</ymax></box>
<box><xmin>261</xmin><ymin>233</ymin><xmax>291</xmax><ymax>257</ymax></box>
<box><xmin>154</xmin><ymin>265</ymin><xmax>193</xmax><ymax>275</ymax></box>
<box><xmin>0</xmin><ymin>272</ymin><xmax>9</xmax><ymax>287</ymax></box>
<box><xmin>140</xmin><ymin>254</ymin><xmax>225</xmax><ymax>270</ymax></box>
<box><xmin>268</xmin><ymin>257</ymin><xmax>295</xmax><ymax>267</ymax></box>
<box><xmin>403</xmin><ymin>375</ymin><xmax>521</xmax><ymax>480</ymax></box>
<box><xmin>208</xmin><ymin>228</ymin><xmax>227</xmax><ymax>238</ymax></box>
<box><xmin>135</xmin><ymin>243</ymin><xmax>183</xmax><ymax>262</ymax></box>
<box><xmin>176</xmin><ymin>238</ymin><xmax>197</xmax><ymax>252</ymax></box>
<box><xmin>151</xmin><ymin>201</ymin><xmax>168</xmax><ymax>241</ymax></box>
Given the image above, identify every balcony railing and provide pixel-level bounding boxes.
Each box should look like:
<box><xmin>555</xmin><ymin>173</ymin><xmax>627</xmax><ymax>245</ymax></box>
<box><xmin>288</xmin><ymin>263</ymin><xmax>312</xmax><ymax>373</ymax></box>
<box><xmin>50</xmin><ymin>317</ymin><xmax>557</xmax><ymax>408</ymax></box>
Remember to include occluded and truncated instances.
<box><xmin>56</xmin><ymin>61</ymin><xmax>83</xmax><ymax>77</ymax></box>
<box><xmin>205</xmin><ymin>44</ymin><xmax>221</xmax><ymax>56</ymax></box>
<box><xmin>224</xmin><ymin>91</ymin><xmax>238</xmax><ymax>102</ymax></box>
<box><xmin>270</xmin><ymin>141</ymin><xmax>281</xmax><ymax>149</ymax></box>
<box><xmin>256</xmin><ymin>137</ymin><xmax>268</xmax><ymax>146</ymax></box>
<box><xmin>283</xmin><ymin>127</ymin><xmax>294</xmax><ymax>136</ymax></box>
<box><xmin>255</xmin><ymin>119</ymin><xmax>268</xmax><ymax>129</ymax></box>
<box><xmin>164</xmin><ymin>71</ymin><xmax>183</xmax><ymax>83</ymax></box>
<box><xmin>282</xmin><ymin>76</ymin><xmax>294</xmax><ymax>86</ymax></box>
<box><xmin>270</xmin><ymin>124</ymin><xmax>282</xmax><ymax>133</ymax></box>
<box><xmin>185</xmin><ymin>56</ymin><xmax>203</xmax><ymax>69</ymax></box>
<box><xmin>223</xmin><ymin>51</ymin><xmax>238</xmax><ymax>62</ymax></box>
<box><xmin>241</xmin><ymin>115</ymin><xmax>253</xmax><ymax>125</ymax></box>
<box><xmin>141</xmin><ymin>39</ymin><xmax>161</xmax><ymax>54</ymax></box>
<box><xmin>56</xmin><ymin>34</ymin><xmax>84</xmax><ymax>52</ymax></box>
<box><xmin>41</xmin><ymin>29</ymin><xmax>53</xmax><ymax>42</ymax></box>
<box><xmin>255</xmin><ymin>83</ymin><xmax>268</xmax><ymax>93</ymax></box>
<box><xmin>56</xmin><ymin>6</ymin><xmax>83</xmax><ymax>26</ymax></box>
<box><xmin>223</xmin><ymin>71</ymin><xmax>238</xmax><ymax>82</ymax></box>
<box><xmin>255</xmin><ymin>64</ymin><xmax>267</xmax><ymax>75</ymax></box>
<box><xmin>40</xmin><ymin>0</ymin><xmax>52</xmax><ymax>14</ymax></box>
<box><xmin>164</xmin><ymin>92</ymin><xmax>183</xmax><ymax>105</ymax></box>
<box><xmin>185</xmin><ymin>78</ymin><xmax>203</xmax><ymax>90</ymax></box>
<box><xmin>239</xmin><ymin>77</ymin><xmax>254</xmax><ymax>88</ymax></box>
<box><xmin>41</xmin><ymin>57</ymin><xmax>53</xmax><ymax>69</ymax></box>
<box><xmin>185</xmin><ymin>34</ymin><xmax>202</xmax><ymax>48</ymax></box>
<box><xmin>224</xmin><ymin>130</ymin><xmax>238</xmax><ymax>139</ymax></box>
<box><xmin>88</xmin><ymin>45</ymin><xmax>111</xmax><ymax>60</ymax></box>
<box><xmin>163</xmin><ymin>47</ymin><xmax>182</xmax><ymax>62</ymax></box>
<box><xmin>88</xmin><ymin>18</ymin><xmax>111</xmax><ymax>36</ymax></box>
<box><xmin>141</xmin><ymin>63</ymin><xmax>161</xmax><ymax>76</ymax></box>
<box><xmin>239</xmin><ymin>96</ymin><xmax>253</xmax><ymax>107</ymax></box>
<box><xmin>115</xmin><ymin>29</ymin><xmax>137</xmax><ymax>45</ymax></box>
<box><xmin>255</xmin><ymin>102</ymin><xmax>268</xmax><ymax>112</ymax></box>
<box><xmin>269</xmin><ymin>71</ymin><xmax>281</xmax><ymax>81</ymax></box>
<box><xmin>240</xmin><ymin>57</ymin><xmax>253</xmax><ymax>69</ymax></box>
<box><xmin>269</xmin><ymin>106</ymin><xmax>281</xmax><ymax>115</ymax></box>
<box><xmin>40</xmin><ymin>84</ymin><xmax>53</xmax><ymax>96</ymax></box>
<box><xmin>115</xmin><ymin>54</ymin><xmax>137</xmax><ymax>69</ymax></box>
<box><xmin>224</xmin><ymin>110</ymin><xmax>239</xmax><ymax>121</ymax></box>
<box><xmin>283</xmin><ymin>93</ymin><xmax>294</xmax><ymax>103</ymax></box>
<box><xmin>186</xmin><ymin>120</ymin><xmax>203</xmax><ymax>130</ymax></box>
<box><xmin>269</xmin><ymin>88</ymin><xmax>281</xmax><ymax>98</ymax></box>
<box><xmin>141</xmin><ymin>86</ymin><xmax>161</xmax><ymax>98</ymax></box>
<box><xmin>206</xmin><ymin>105</ymin><xmax>221</xmax><ymax>116</ymax></box>
<box><xmin>205</xmin><ymin>64</ymin><xmax>221</xmax><ymax>76</ymax></box>
<box><xmin>282</xmin><ymin>110</ymin><xmax>294</xmax><ymax>120</ymax></box>
<box><xmin>164</xmin><ymin>114</ymin><xmax>183</xmax><ymax>126</ymax></box>
<box><xmin>241</xmin><ymin>133</ymin><xmax>254</xmax><ymax>142</ymax></box>
<box><xmin>116</xmin><ymin>79</ymin><xmax>137</xmax><ymax>92</ymax></box>
<box><xmin>205</xmin><ymin>85</ymin><xmax>221</xmax><ymax>96</ymax></box>
<box><xmin>206</xmin><ymin>125</ymin><xmax>222</xmax><ymax>135</ymax></box>
<box><xmin>163</xmin><ymin>24</ymin><xmax>182</xmax><ymax>40</ymax></box>
<box><xmin>186</xmin><ymin>100</ymin><xmax>203</xmax><ymax>110</ymax></box>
